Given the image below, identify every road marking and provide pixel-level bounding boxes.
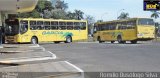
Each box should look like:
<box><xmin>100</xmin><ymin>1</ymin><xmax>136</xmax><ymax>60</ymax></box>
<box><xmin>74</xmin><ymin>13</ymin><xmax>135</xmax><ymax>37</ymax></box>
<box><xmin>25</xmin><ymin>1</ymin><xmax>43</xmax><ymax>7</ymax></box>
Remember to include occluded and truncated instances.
<box><xmin>48</xmin><ymin>51</ymin><xmax>57</xmax><ymax>59</ymax></box>
<box><xmin>41</xmin><ymin>47</ymin><xmax>46</xmax><ymax>51</ymax></box>
<box><xmin>0</xmin><ymin>46</ymin><xmax>3</xmax><ymax>48</ymax></box>
<box><xmin>29</xmin><ymin>44</ymin><xmax>40</xmax><ymax>47</ymax></box>
<box><xmin>0</xmin><ymin>51</ymin><xmax>57</xmax><ymax>64</ymax></box>
<box><xmin>0</xmin><ymin>45</ymin><xmax>57</xmax><ymax>64</ymax></box>
<box><xmin>0</xmin><ymin>56</ymin><xmax>55</xmax><ymax>64</ymax></box>
<box><xmin>65</xmin><ymin>61</ymin><xmax>84</xmax><ymax>78</ymax></box>
<box><xmin>65</xmin><ymin>61</ymin><xmax>84</xmax><ymax>72</ymax></box>
<box><xmin>0</xmin><ymin>50</ymin><xmax>34</xmax><ymax>53</ymax></box>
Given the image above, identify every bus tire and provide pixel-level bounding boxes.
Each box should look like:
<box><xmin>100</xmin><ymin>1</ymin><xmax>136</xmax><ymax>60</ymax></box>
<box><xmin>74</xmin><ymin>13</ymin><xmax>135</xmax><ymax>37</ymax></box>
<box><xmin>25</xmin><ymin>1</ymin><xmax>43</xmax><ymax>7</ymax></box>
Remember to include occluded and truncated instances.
<box><xmin>65</xmin><ymin>36</ymin><xmax>72</xmax><ymax>43</ymax></box>
<box><xmin>131</xmin><ymin>40</ymin><xmax>137</xmax><ymax>44</ymax></box>
<box><xmin>122</xmin><ymin>41</ymin><xmax>126</xmax><ymax>44</ymax></box>
<box><xmin>31</xmin><ymin>37</ymin><xmax>38</xmax><ymax>44</ymax></box>
<box><xmin>117</xmin><ymin>35</ymin><xmax>123</xmax><ymax>44</ymax></box>
<box><xmin>111</xmin><ymin>41</ymin><xmax>115</xmax><ymax>43</ymax></box>
<box><xmin>97</xmin><ymin>36</ymin><xmax>104</xmax><ymax>43</ymax></box>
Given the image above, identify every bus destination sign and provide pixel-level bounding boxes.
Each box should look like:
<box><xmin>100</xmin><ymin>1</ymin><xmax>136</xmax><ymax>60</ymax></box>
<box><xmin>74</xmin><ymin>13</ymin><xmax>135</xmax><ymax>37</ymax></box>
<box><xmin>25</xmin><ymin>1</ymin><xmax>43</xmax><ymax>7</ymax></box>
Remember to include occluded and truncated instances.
<box><xmin>144</xmin><ymin>0</ymin><xmax>160</xmax><ymax>11</ymax></box>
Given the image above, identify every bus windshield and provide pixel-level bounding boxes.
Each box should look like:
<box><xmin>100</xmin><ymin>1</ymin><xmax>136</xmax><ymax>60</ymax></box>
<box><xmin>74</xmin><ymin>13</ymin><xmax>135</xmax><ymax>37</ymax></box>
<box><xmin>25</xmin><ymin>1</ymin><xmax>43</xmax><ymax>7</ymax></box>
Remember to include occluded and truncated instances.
<box><xmin>5</xmin><ymin>19</ymin><xmax>19</xmax><ymax>36</ymax></box>
<box><xmin>138</xmin><ymin>18</ymin><xmax>154</xmax><ymax>25</ymax></box>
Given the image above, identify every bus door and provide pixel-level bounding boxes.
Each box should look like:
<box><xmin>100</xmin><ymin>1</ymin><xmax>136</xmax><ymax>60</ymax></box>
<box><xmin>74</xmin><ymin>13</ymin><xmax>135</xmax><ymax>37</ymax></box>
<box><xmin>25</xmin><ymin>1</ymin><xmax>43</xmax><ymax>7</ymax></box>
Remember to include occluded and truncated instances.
<box><xmin>20</xmin><ymin>20</ymin><xmax>30</xmax><ymax>42</ymax></box>
<box><xmin>126</xmin><ymin>21</ymin><xmax>137</xmax><ymax>40</ymax></box>
<box><xmin>117</xmin><ymin>24</ymin><xmax>125</xmax><ymax>39</ymax></box>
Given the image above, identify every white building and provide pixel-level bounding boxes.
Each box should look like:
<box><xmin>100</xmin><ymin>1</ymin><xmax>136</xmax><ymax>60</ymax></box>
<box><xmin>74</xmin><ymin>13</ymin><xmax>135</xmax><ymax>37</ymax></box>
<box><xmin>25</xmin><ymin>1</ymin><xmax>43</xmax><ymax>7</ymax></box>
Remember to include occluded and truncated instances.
<box><xmin>0</xmin><ymin>0</ymin><xmax>38</xmax><ymax>26</ymax></box>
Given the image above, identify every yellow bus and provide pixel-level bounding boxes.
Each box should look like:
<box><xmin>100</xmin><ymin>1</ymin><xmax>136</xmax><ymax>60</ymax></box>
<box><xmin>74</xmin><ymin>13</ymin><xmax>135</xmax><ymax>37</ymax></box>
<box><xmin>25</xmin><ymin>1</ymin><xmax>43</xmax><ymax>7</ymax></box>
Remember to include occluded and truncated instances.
<box><xmin>93</xmin><ymin>18</ymin><xmax>155</xmax><ymax>44</ymax></box>
<box><xmin>5</xmin><ymin>18</ymin><xmax>88</xmax><ymax>44</ymax></box>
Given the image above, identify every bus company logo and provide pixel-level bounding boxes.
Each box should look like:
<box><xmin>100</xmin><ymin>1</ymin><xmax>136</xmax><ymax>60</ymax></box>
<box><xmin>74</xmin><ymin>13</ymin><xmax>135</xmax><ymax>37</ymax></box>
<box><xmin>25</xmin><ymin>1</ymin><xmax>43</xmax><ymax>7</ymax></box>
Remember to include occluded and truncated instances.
<box><xmin>42</xmin><ymin>31</ymin><xmax>63</xmax><ymax>35</ymax></box>
<box><xmin>144</xmin><ymin>0</ymin><xmax>160</xmax><ymax>11</ymax></box>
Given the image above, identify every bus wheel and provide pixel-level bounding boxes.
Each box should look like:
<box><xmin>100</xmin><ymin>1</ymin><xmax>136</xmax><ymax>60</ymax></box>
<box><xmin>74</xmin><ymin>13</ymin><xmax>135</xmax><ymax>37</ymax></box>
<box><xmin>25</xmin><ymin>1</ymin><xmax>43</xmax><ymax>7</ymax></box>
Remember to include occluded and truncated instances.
<box><xmin>111</xmin><ymin>41</ymin><xmax>115</xmax><ymax>43</ymax></box>
<box><xmin>122</xmin><ymin>41</ymin><xmax>126</xmax><ymax>44</ymax></box>
<box><xmin>65</xmin><ymin>36</ymin><xmax>72</xmax><ymax>43</ymax></box>
<box><xmin>117</xmin><ymin>35</ymin><xmax>123</xmax><ymax>44</ymax></box>
<box><xmin>31</xmin><ymin>37</ymin><xmax>38</xmax><ymax>44</ymax></box>
<box><xmin>131</xmin><ymin>40</ymin><xmax>137</xmax><ymax>44</ymax></box>
<box><xmin>98</xmin><ymin>36</ymin><xmax>104</xmax><ymax>43</ymax></box>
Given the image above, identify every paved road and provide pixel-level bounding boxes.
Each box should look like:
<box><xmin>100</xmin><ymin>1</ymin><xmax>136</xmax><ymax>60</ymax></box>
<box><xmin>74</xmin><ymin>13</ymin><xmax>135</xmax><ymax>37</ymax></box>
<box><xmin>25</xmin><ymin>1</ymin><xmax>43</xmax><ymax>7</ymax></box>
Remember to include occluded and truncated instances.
<box><xmin>41</xmin><ymin>42</ymin><xmax>160</xmax><ymax>72</ymax></box>
<box><xmin>0</xmin><ymin>44</ymin><xmax>84</xmax><ymax>78</ymax></box>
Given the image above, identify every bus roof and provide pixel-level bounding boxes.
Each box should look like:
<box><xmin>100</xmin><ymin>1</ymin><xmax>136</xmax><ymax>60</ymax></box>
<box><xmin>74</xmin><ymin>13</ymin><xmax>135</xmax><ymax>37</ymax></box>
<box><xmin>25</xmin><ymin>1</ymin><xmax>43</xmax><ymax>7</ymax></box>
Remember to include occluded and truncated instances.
<box><xmin>17</xmin><ymin>18</ymin><xmax>87</xmax><ymax>22</ymax></box>
<box><xmin>96</xmin><ymin>18</ymin><xmax>153</xmax><ymax>25</ymax></box>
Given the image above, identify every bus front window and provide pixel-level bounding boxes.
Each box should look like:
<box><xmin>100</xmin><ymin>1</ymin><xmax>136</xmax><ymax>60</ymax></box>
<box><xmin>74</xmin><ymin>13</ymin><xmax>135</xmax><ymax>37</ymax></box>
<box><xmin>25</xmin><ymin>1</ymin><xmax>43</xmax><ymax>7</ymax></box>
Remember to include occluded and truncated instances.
<box><xmin>5</xmin><ymin>19</ymin><xmax>19</xmax><ymax>36</ymax></box>
<box><xmin>5</xmin><ymin>24</ymin><xmax>19</xmax><ymax>36</ymax></box>
<box><xmin>138</xmin><ymin>19</ymin><xmax>154</xmax><ymax>25</ymax></box>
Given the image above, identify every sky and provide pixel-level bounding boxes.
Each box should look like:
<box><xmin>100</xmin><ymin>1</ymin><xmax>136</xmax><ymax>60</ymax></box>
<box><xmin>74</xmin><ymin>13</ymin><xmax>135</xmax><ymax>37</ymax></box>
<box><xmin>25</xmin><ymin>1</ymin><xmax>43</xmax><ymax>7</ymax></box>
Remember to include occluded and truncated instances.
<box><xmin>63</xmin><ymin>0</ymin><xmax>159</xmax><ymax>21</ymax></box>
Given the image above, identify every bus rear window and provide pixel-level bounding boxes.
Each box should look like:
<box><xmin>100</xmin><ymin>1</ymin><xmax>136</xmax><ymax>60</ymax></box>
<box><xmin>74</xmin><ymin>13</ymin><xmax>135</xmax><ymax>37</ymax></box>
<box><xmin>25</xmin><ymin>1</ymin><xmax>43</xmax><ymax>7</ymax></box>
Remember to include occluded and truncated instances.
<box><xmin>138</xmin><ymin>19</ymin><xmax>154</xmax><ymax>25</ymax></box>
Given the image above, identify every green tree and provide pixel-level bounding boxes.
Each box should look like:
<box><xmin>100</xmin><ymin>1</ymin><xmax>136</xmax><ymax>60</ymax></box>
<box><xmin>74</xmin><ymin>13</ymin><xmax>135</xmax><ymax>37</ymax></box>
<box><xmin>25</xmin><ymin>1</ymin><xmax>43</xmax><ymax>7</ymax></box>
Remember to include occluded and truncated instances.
<box><xmin>85</xmin><ymin>15</ymin><xmax>95</xmax><ymax>34</ymax></box>
<box><xmin>85</xmin><ymin>15</ymin><xmax>95</xmax><ymax>25</ymax></box>
<box><xmin>51</xmin><ymin>0</ymin><xmax>68</xmax><ymax>19</ymax></box>
<box><xmin>151</xmin><ymin>11</ymin><xmax>160</xmax><ymax>19</ymax></box>
<box><xmin>151</xmin><ymin>11</ymin><xmax>160</xmax><ymax>41</ymax></box>
<box><xmin>55</xmin><ymin>0</ymin><xmax>68</xmax><ymax>10</ymax></box>
<box><xmin>52</xmin><ymin>10</ymin><xmax>67</xmax><ymax>19</ymax></box>
<box><xmin>66</xmin><ymin>11</ymin><xmax>76</xmax><ymax>19</ymax></box>
<box><xmin>74</xmin><ymin>10</ymin><xmax>84</xmax><ymax>20</ymax></box>
<box><xmin>118</xmin><ymin>12</ymin><xmax>129</xmax><ymax>20</ymax></box>
<box><xmin>17</xmin><ymin>0</ymin><xmax>86</xmax><ymax>20</ymax></box>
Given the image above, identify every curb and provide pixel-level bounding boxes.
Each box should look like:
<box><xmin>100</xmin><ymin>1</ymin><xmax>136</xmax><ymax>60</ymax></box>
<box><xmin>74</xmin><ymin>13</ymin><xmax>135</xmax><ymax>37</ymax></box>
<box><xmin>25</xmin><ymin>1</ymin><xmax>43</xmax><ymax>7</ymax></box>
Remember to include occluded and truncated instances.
<box><xmin>0</xmin><ymin>51</ymin><xmax>57</xmax><ymax>64</ymax></box>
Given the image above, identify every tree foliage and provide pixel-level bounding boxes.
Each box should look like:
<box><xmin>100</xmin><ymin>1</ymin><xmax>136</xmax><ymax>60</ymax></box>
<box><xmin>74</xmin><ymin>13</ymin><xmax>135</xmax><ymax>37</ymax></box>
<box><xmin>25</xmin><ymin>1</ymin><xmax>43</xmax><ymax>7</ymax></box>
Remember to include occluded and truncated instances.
<box><xmin>66</xmin><ymin>10</ymin><xmax>84</xmax><ymax>20</ymax></box>
<box><xmin>85</xmin><ymin>15</ymin><xmax>95</xmax><ymax>34</ymax></box>
<box><xmin>151</xmin><ymin>11</ymin><xmax>160</xmax><ymax>19</ymax></box>
<box><xmin>17</xmin><ymin>0</ymin><xmax>86</xmax><ymax>20</ymax></box>
<box><xmin>117</xmin><ymin>12</ymin><xmax>129</xmax><ymax>20</ymax></box>
<box><xmin>74</xmin><ymin>10</ymin><xmax>84</xmax><ymax>20</ymax></box>
<box><xmin>55</xmin><ymin>0</ymin><xmax>68</xmax><ymax>10</ymax></box>
<box><xmin>85</xmin><ymin>15</ymin><xmax>95</xmax><ymax>25</ymax></box>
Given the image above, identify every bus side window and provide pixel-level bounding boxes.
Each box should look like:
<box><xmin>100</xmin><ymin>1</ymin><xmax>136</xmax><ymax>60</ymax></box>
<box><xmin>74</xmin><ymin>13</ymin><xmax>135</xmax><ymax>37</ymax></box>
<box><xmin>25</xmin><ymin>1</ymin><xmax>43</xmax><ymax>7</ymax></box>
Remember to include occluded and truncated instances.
<box><xmin>127</xmin><ymin>25</ymin><xmax>132</xmax><ymax>29</ymax></box>
<box><xmin>67</xmin><ymin>22</ymin><xmax>73</xmax><ymax>30</ymax></box>
<box><xmin>74</xmin><ymin>22</ymin><xmax>80</xmax><ymax>30</ymax></box>
<box><xmin>105</xmin><ymin>24</ymin><xmax>109</xmax><ymax>30</ymax></box>
<box><xmin>59</xmin><ymin>22</ymin><xmax>66</xmax><ymax>30</ymax></box>
<box><xmin>37</xmin><ymin>21</ymin><xmax>44</xmax><ymax>30</ymax></box>
<box><xmin>110</xmin><ymin>25</ymin><xmax>116</xmax><ymax>30</ymax></box>
<box><xmin>118</xmin><ymin>26</ymin><xmax>122</xmax><ymax>30</ymax></box>
<box><xmin>51</xmin><ymin>21</ymin><xmax>58</xmax><ymax>30</ymax></box>
<box><xmin>98</xmin><ymin>25</ymin><xmax>102</xmax><ymax>31</ymax></box>
<box><xmin>122</xmin><ymin>26</ymin><xmax>127</xmax><ymax>30</ymax></box>
<box><xmin>80</xmin><ymin>22</ymin><xmax>86</xmax><ymax>30</ymax></box>
<box><xmin>44</xmin><ymin>21</ymin><xmax>51</xmax><ymax>30</ymax></box>
<box><xmin>127</xmin><ymin>21</ymin><xmax>136</xmax><ymax>29</ymax></box>
<box><xmin>101</xmin><ymin>24</ymin><xmax>106</xmax><ymax>31</ymax></box>
<box><xmin>30</xmin><ymin>21</ymin><xmax>37</xmax><ymax>30</ymax></box>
